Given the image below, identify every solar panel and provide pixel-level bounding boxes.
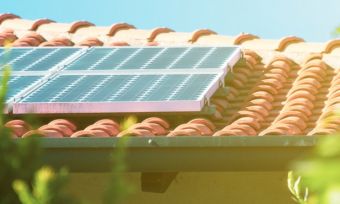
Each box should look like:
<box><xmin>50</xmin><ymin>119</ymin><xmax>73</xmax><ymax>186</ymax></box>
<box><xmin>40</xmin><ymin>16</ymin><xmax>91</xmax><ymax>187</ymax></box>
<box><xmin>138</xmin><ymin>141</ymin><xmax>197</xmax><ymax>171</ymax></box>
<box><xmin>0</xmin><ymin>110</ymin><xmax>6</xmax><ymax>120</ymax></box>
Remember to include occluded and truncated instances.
<box><xmin>9</xmin><ymin>46</ymin><xmax>241</xmax><ymax>114</ymax></box>
<box><xmin>2</xmin><ymin>75</ymin><xmax>41</xmax><ymax>102</ymax></box>
<box><xmin>64</xmin><ymin>47</ymin><xmax>239</xmax><ymax>71</ymax></box>
<box><xmin>0</xmin><ymin>47</ymin><xmax>83</xmax><ymax>105</ymax></box>
<box><xmin>14</xmin><ymin>73</ymin><xmax>219</xmax><ymax>113</ymax></box>
<box><xmin>0</xmin><ymin>47</ymin><xmax>81</xmax><ymax>71</ymax></box>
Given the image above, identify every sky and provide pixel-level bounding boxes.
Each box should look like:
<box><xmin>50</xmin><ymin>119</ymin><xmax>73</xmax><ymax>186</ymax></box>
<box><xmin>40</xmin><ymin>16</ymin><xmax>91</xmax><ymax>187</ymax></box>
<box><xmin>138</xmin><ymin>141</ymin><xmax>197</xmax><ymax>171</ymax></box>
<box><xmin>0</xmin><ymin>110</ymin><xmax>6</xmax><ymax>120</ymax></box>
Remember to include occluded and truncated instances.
<box><xmin>1</xmin><ymin>0</ymin><xmax>340</xmax><ymax>42</ymax></box>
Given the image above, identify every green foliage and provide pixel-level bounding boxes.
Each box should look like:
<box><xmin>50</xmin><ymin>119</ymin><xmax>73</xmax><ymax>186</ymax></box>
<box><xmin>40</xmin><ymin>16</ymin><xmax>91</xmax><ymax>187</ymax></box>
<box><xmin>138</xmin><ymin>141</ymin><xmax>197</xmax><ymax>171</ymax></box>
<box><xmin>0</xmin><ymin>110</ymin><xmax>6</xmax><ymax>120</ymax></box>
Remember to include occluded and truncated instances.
<box><xmin>13</xmin><ymin>167</ymin><xmax>79</xmax><ymax>204</ymax></box>
<box><xmin>292</xmin><ymin>136</ymin><xmax>340</xmax><ymax>204</ymax></box>
<box><xmin>0</xmin><ymin>133</ymin><xmax>42</xmax><ymax>204</ymax></box>
<box><xmin>0</xmin><ymin>64</ymin><xmax>42</xmax><ymax>204</ymax></box>
<box><xmin>334</xmin><ymin>26</ymin><xmax>340</xmax><ymax>36</ymax></box>
<box><xmin>103</xmin><ymin>116</ymin><xmax>136</xmax><ymax>204</ymax></box>
<box><xmin>288</xmin><ymin>171</ymin><xmax>309</xmax><ymax>204</ymax></box>
<box><xmin>103</xmin><ymin>137</ymin><xmax>132</xmax><ymax>204</ymax></box>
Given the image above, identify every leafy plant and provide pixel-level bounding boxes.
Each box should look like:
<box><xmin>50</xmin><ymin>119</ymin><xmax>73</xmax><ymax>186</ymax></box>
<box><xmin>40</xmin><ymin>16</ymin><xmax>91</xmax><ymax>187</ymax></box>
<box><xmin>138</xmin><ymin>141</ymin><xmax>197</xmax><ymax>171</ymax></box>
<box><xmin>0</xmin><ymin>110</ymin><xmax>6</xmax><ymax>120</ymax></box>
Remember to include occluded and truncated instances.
<box><xmin>288</xmin><ymin>171</ymin><xmax>309</xmax><ymax>204</ymax></box>
<box><xmin>13</xmin><ymin>167</ymin><xmax>79</xmax><ymax>204</ymax></box>
<box><xmin>292</xmin><ymin>135</ymin><xmax>340</xmax><ymax>204</ymax></box>
<box><xmin>0</xmin><ymin>62</ymin><xmax>42</xmax><ymax>204</ymax></box>
<box><xmin>103</xmin><ymin>116</ymin><xmax>136</xmax><ymax>204</ymax></box>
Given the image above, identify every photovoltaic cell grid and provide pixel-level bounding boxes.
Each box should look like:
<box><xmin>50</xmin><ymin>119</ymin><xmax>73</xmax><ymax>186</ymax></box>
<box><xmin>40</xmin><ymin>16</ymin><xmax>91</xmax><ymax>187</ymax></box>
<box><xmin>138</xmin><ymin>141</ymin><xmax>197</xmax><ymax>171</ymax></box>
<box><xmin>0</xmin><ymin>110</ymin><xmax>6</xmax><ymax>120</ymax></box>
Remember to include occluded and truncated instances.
<box><xmin>0</xmin><ymin>47</ymin><xmax>81</xmax><ymax>103</ymax></box>
<box><xmin>0</xmin><ymin>48</ymin><xmax>80</xmax><ymax>71</ymax></box>
<box><xmin>64</xmin><ymin>47</ymin><xmax>237</xmax><ymax>70</ymax></box>
<box><xmin>7</xmin><ymin>46</ymin><xmax>241</xmax><ymax>114</ymax></box>
<box><xmin>21</xmin><ymin>74</ymin><xmax>217</xmax><ymax>102</ymax></box>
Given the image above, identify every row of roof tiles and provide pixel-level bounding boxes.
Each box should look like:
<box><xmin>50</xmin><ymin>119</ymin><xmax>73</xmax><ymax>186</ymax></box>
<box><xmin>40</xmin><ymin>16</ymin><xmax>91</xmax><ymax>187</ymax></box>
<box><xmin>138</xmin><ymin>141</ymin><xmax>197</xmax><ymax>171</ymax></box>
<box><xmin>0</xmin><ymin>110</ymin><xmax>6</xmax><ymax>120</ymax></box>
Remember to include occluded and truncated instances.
<box><xmin>5</xmin><ymin>117</ymin><xmax>216</xmax><ymax>138</ymax></box>
<box><xmin>1</xmin><ymin>13</ymin><xmax>340</xmax><ymax>56</ymax></box>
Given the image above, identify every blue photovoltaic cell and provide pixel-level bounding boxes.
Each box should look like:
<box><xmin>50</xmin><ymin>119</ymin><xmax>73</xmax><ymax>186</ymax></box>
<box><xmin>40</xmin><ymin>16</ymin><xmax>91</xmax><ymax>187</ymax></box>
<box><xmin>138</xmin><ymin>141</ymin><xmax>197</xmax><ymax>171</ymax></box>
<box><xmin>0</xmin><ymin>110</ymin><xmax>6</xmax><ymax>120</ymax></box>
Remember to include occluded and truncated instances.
<box><xmin>143</xmin><ymin>48</ymin><xmax>187</xmax><ymax>69</ymax></box>
<box><xmin>0</xmin><ymin>48</ymin><xmax>80</xmax><ymax>71</ymax></box>
<box><xmin>0</xmin><ymin>75</ymin><xmax>41</xmax><ymax>101</ymax></box>
<box><xmin>63</xmin><ymin>47</ymin><xmax>238</xmax><ymax>71</ymax></box>
<box><xmin>65</xmin><ymin>48</ymin><xmax>113</xmax><ymax>70</ymax></box>
<box><xmin>21</xmin><ymin>74</ymin><xmax>217</xmax><ymax>103</ymax></box>
<box><xmin>167</xmin><ymin>47</ymin><xmax>212</xmax><ymax>69</ymax></box>
<box><xmin>0</xmin><ymin>48</ymin><xmax>31</xmax><ymax>67</ymax></box>
<box><xmin>94</xmin><ymin>48</ymin><xmax>136</xmax><ymax>70</ymax></box>
<box><xmin>116</xmin><ymin>48</ymin><xmax>162</xmax><ymax>69</ymax></box>
<box><xmin>196</xmin><ymin>47</ymin><xmax>236</xmax><ymax>68</ymax></box>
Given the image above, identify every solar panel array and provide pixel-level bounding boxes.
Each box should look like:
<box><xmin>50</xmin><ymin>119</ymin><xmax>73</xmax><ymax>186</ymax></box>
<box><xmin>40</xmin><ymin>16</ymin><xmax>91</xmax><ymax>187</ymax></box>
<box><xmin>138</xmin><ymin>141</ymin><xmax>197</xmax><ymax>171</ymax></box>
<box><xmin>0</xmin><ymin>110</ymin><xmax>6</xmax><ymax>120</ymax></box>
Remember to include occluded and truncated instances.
<box><xmin>0</xmin><ymin>46</ymin><xmax>241</xmax><ymax>114</ymax></box>
<box><xmin>0</xmin><ymin>47</ymin><xmax>81</xmax><ymax>104</ymax></box>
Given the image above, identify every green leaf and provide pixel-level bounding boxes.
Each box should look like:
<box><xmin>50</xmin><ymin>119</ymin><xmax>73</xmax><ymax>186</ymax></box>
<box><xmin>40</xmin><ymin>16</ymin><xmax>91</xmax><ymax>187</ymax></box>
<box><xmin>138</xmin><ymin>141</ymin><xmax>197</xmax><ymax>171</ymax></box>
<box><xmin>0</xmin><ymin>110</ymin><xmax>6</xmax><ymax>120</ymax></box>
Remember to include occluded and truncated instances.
<box><xmin>12</xmin><ymin>180</ymin><xmax>37</xmax><ymax>204</ymax></box>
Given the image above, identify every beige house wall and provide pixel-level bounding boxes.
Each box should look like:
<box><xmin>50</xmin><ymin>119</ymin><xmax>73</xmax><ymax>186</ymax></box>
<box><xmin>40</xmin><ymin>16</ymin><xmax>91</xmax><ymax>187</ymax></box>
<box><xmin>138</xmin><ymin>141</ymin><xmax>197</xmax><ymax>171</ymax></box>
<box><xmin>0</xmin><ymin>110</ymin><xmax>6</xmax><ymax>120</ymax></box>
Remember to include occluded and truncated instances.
<box><xmin>68</xmin><ymin>172</ymin><xmax>295</xmax><ymax>204</ymax></box>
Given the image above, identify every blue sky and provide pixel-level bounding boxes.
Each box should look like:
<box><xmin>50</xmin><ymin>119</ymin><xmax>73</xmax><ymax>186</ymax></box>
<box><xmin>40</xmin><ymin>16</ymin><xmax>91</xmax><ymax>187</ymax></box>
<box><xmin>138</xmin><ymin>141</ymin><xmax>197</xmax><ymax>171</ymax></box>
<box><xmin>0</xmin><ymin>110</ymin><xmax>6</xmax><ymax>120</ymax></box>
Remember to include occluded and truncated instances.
<box><xmin>1</xmin><ymin>0</ymin><xmax>340</xmax><ymax>42</ymax></box>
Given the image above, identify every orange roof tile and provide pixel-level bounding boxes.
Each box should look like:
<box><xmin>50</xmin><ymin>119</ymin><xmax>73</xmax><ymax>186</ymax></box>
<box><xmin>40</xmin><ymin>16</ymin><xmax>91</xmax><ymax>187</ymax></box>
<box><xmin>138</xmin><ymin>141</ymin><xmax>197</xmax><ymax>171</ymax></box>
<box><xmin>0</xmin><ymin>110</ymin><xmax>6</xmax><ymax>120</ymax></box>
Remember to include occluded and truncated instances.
<box><xmin>2</xmin><ymin>14</ymin><xmax>340</xmax><ymax>137</ymax></box>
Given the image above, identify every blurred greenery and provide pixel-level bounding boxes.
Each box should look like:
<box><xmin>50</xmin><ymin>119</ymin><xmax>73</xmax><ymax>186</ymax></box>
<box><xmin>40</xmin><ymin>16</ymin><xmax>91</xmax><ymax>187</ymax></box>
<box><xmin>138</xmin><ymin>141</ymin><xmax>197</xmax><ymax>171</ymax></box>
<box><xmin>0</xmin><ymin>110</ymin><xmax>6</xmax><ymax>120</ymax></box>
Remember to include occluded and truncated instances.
<box><xmin>0</xmin><ymin>64</ymin><xmax>42</xmax><ymax>204</ymax></box>
<box><xmin>291</xmin><ymin>136</ymin><xmax>340</xmax><ymax>204</ymax></box>
<box><xmin>13</xmin><ymin>167</ymin><xmax>79</xmax><ymax>204</ymax></box>
<box><xmin>332</xmin><ymin>25</ymin><xmax>340</xmax><ymax>37</ymax></box>
<box><xmin>103</xmin><ymin>116</ymin><xmax>136</xmax><ymax>204</ymax></box>
<box><xmin>288</xmin><ymin>171</ymin><xmax>308</xmax><ymax>204</ymax></box>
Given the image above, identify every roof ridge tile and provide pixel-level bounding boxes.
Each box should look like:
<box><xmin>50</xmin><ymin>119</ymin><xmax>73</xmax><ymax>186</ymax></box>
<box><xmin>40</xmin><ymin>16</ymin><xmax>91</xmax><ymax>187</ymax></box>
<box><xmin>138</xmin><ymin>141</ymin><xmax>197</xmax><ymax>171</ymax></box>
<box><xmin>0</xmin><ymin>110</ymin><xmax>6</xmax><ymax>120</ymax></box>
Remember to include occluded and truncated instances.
<box><xmin>189</xmin><ymin>29</ymin><xmax>217</xmax><ymax>43</ymax></box>
<box><xmin>234</xmin><ymin>33</ymin><xmax>259</xmax><ymax>45</ymax></box>
<box><xmin>107</xmin><ymin>22</ymin><xmax>135</xmax><ymax>36</ymax></box>
<box><xmin>0</xmin><ymin>13</ymin><xmax>20</xmax><ymax>24</ymax></box>
<box><xmin>276</xmin><ymin>36</ymin><xmax>305</xmax><ymax>51</ymax></box>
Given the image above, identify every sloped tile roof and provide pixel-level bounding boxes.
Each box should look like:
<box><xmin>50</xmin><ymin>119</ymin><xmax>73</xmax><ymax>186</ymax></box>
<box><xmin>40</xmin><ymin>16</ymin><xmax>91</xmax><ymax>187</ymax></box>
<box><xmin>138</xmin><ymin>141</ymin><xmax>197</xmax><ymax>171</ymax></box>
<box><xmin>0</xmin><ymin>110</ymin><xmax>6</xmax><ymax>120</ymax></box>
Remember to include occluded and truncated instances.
<box><xmin>2</xmin><ymin>13</ymin><xmax>340</xmax><ymax>137</ymax></box>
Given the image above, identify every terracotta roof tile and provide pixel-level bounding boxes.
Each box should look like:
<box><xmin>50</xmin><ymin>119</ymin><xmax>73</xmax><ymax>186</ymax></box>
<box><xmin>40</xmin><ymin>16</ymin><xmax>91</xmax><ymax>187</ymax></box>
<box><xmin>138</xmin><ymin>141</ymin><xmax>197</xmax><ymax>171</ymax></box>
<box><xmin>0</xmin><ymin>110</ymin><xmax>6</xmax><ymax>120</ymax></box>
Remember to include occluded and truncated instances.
<box><xmin>188</xmin><ymin>29</ymin><xmax>217</xmax><ymax>43</ymax></box>
<box><xmin>39</xmin><ymin>37</ymin><xmax>74</xmax><ymax>47</ymax></box>
<box><xmin>0</xmin><ymin>29</ymin><xmax>17</xmax><ymax>45</ymax></box>
<box><xmin>77</xmin><ymin>37</ymin><xmax>104</xmax><ymax>46</ymax></box>
<box><xmin>234</xmin><ymin>33</ymin><xmax>259</xmax><ymax>45</ymax></box>
<box><xmin>0</xmin><ymin>13</ymin><xmax>20</xmax><ymax>24</ymax></box>
<box><xmin>276</xmin><ymin>36</ymin><xmax>305</xmax><ymax>51</ymax></box>
<box><xmin>2</xmin><ymin>15</ymin><xmax>340</xmax><ymax>136</ymax></box>
<box><xmin>12</xmin><ymin>31</ymin><xmax>45</xmax><ymax>46</ymax></box>
<box><xmin>324</xmin><ymin>39</ymin><xmax>340</xmax><ymax>53</ymax></box>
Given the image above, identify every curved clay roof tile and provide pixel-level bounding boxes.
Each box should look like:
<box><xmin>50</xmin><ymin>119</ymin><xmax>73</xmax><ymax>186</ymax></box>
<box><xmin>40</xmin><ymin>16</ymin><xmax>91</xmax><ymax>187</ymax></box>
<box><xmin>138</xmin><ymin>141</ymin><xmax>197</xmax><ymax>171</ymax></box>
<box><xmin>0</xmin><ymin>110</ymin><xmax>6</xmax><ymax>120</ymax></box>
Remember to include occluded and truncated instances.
<box><xmin>303</xmin><ymin>58</ymin><xmax>326</xmax><ymax>70</ymax></box>
<box><xmin>323</xmin><ymin>39</ymin><xmax>340</xmax><ymax>53</ymax></box>
<box><xmin>243</xmin><ymin>49</ymin><xmax>262</xmax><ymax>62</ymax></box>
<box><xmin>78</xmin><ymin>37</ymin><xmax>104</xmax><ymax>46</ymax></box>
<box><xmin>12</xmin><ymin>32</ymin><xmax>46</xmax><ymax>46</ymax></box>
<box><xmin>143</xmin><ymin>117</ymin><xmax>170</xmax><ymax>129</ymax></box>
<box><xmin>0</xmin><ymin>13</ymin><xmax>20</xmax><ymax>24</ymax></box>
<box><xmin>233</xmin><ymin>33</ymin><xmax>259</xmax><ymax>45</ymax></box>
<box><xmin>107</xmin><ymin>23</ymin><xmax>135</xmax><ymax>36</ymax></box>
<box><xmin>147</xmin><ymin>27</ymin><xmax>174</xmax><ymax>42</ymax></box>
<box><xmin>30</xmin><ymin>18</ymin><xmax>55</xmax><ymax>31</ymax></box>
<box><xmin>267</xmin><ymin>55</ymin><xmax>293</xmax><ymax>68</ymax></box>
<box><xmin>303</xmin><ymin>53</ymin><xmax>323</xmax><ymax>64</ymax></box>
<box><xmin>23</xmin><ymin>32</ymin><xmax>46</xmax><ymax>43</ymax></box>
<box><xmin>40</xmin><ymin>37</ymin><xmax>74</xmax><ymax>47</ymax></box>
<box><xmin>188</xmin><ymin>29</ymin><xmax>217</xmax><ymax>43</ymax></box>
<box><xmin>0</xmin><ymin>31</ymin><xmax>17</xmax><ymax>45</ymax></box>
<box><xmin>52</xmin><ymin>37</ymin><xmax>74</xmax><ymax>46</ymax></box>
<box><xmin>68</xmin><ymin>21</ymin><xmax>95</xmax><ymax>33</ymax></box>
<box><xmin>109</xmin><ymin>41</ymin><xmax>130</xmax><ymax>46</ymax></box>
<box><xmin>276</xmin><ymin>36</ymin><xmax>305</xmax><ymax>51</ymax></box>
<box><xmin>188</xmin><ymin>118</ymin><xmax>216</xmax><ymax>131</ymax></box>
<box><xmin>145</xmin><ymin>41</ymin><xmax>159</xmax><ymax>46</ymax></box>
